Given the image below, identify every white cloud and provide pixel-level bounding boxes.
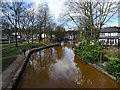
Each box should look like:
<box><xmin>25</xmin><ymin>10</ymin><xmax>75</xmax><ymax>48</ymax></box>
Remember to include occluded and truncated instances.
<box><xmin>45</xmin><ymin>0</ymin><xmax>66</xmax><ymax>19</ymax></box>
<box><xmin>29</xmin><ymin>0</ymin><xmax>66</xmax><ymax>19</ymax></box>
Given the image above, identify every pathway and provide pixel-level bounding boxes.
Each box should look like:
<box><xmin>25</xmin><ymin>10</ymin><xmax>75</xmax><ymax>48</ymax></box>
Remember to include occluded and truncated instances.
<box><xmin>2</xmin><ymin>54</ymin><xmax>26</xmax><ymax>88</ymax></box>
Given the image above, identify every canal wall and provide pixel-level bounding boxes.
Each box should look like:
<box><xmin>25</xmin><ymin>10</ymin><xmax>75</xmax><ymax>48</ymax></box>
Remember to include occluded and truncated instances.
<box><xmin>73</xmin><ymin>49</ymin><xmax>119</xmax><ymax>85</ymax></box>
<box><xmin>88</xmin><ymin>63</ymin><xmax>119</xmax><ymax>83</ymax></box>
<box><xmin>2</xmin><ymin>43</ymin><xmax>60</xmax><ymax>89</ymax></box>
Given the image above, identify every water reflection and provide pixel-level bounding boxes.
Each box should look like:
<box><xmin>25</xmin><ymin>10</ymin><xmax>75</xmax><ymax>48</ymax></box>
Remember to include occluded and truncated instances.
<box><xmin>16</xmin><ymin>45</ymin><xmax>119</xmax><ymax>88</ymax></box>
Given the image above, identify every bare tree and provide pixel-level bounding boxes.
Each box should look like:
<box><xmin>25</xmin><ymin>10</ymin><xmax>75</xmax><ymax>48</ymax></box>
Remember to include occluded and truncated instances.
<box><xmin>37</xmin><ymin>4</ymin><xmax>45</xmax><ymax>43</ymax></box>
<box><xmin>2</xmin><ymin>1</ymin><xmax>24</xmax><ymax>47</ymax></box>
<box><xmin>62</xmin><ymin>0</ymin><xmax>120</xmax><ymax>43</ymax></box>
<box><xmin>21</xmin><ymin>9</ymin><xmax>31</xmax><ymax>45</ymax></box>
<box><xmin>42</xmin><ymin>5</ymin><xmax>52</xmax><ymax>43</ymax></box>
<box><xmin>2</xmin><ymin>16</ymin><xmax>13</xmax><ymax>44</ymax></box>
<box><xmin>28</xmin><ymin>7</ymin><xmax>37</xmax><ymax>44</ymax></box>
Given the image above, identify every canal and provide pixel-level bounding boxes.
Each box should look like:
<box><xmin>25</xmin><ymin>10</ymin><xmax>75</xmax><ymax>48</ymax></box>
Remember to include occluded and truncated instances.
<box><xmin>16</xmin><ymin>43</ymin><xmax>118</xmax><ymax>88</ymax></box>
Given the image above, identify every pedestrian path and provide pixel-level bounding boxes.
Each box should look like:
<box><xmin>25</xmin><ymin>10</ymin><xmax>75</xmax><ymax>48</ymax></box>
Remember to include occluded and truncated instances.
<box><xmin>2</xmin><ymin>54</ymin><xmax>26</xmax><ymax>88</ymax></box>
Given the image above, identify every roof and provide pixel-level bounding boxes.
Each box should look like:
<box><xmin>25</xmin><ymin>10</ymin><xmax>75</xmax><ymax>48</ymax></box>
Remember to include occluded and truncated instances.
<box><xmin>100</xmin><ymin>27</ymin><xmax>120</xmax><ymax>33</ymax></box>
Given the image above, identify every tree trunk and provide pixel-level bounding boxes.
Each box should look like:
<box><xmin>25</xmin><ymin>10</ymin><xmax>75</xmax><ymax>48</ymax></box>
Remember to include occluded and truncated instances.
<box><xmin>15</xmin><ymin>28</ymin><xmax>18</xmax><ymax>47</ymax></box>
<box><xmin>32</xmin><ymin>33</ymin><xmax>33</xmax><ymax>44</ymax></box>
<box><xmin>44</xmin><ymin>33</ymin><xmax>45</xmax><ymax>43</ymax></box>
<box><xmin>20</xmin><ymin>29</ymin><xmax>22</xmax><ymax>43</ymax></box>
<box><xmin>28</xmin><ymin>39</ymin><xmax>29</xmax><ymax>45</ymax></box>
<box><xmin>39</xmin><ymin>32</ymin><xmax>41</xmax><ymax>43</ymax></box>
<box><xmin>9</xmin><ymin>35</ymin><xmax>11</xmax><ymax>44</ymax></box>
<box><xmin>27</xmin><ymin>35</ymin><xmax>29</xmax><ymax>45</ymax></box>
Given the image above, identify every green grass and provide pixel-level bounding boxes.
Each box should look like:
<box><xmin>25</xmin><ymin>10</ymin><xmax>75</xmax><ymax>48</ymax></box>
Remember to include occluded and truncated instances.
<box><xmin>2</xmin><ymin>41</ymin><xmax>27</xmax><ymax>47</ymax></box>
<box><xmin>43</xmin><ymin>42</ymin><xmax>55</xmax><ymax>45</ymax></box>
<box><xmin>2</xmin><ymin>43</ymin><xmax>45</xmax><ymax>57</ymax></box>
<box><xmin>2</xmin><ymin>57</ymin><xmax>16</xmax><ymax>70</ymax></box>
<box><xmin>2</xmin><ymin>43</ymin><xmax>16</xmax><ymax>47</ymax></box>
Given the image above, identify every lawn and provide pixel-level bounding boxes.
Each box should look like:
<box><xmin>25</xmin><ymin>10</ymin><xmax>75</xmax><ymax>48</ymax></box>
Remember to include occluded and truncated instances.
<box><xmin>2</xmin><ymin>41</ymin><xmax>28</xmax><ymax>47</ymax></box>
<box><xmin>2</xmin><ymin>43</ymin><xmax>45</xmax><ymax>57</ymax></box>
<box><xmin>2</xmin><ymin>57</ymin><xmax>16</xmax><ymax>70</ymax></box>
<box><xmin>43</xmin><ymin>42</ymin><xmax>55</xmax><ymax>45</ymax></box>
<box><xmin>2</xmin><ymin>41</ymin><xmax>55</xmax><ymax>71</ymax></box>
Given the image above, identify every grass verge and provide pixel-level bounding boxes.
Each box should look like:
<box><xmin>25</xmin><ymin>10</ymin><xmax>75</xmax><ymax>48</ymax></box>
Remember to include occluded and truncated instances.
<box><xmin>2</xmin><ymin>41</ymin><xmax>28</xmax><ymax>47</ymax></box>
<box><xmin>2</xmin><ymin>57</ymin><xmax>16</xmax><ymax>70</ymax></box>
<box><xmin>2</xmin><ymin>43</ymin><xmax>45</xmax><ymax>57</ymax></box>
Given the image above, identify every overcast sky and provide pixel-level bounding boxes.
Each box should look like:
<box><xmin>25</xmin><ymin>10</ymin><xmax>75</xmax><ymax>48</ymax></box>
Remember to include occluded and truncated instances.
<box><xmin>30</xmin><ymin>0</ymin><xmax>66</xmax><ymax>19</ymax></box>
<box><xmin>30</xmin><ymin>0</ymin><xmax>119</xmax><ymax>28</ymax></box>
<box><xmin>2</xmin><ymin>0</ymin><xmax>119</xmax><ymax>30</ymax></box>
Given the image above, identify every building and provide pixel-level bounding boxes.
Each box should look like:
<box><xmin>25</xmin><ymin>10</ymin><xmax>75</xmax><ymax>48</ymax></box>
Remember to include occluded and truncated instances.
<box><xmin>41</xmin><ymin>33</ymin><xmax>55</xmax><ymax>42</ymax></box>
<box><xmin>98</xmin><ymin>27</ymin><xmax>120</xmax><ymax>46</ymax></box>
<box><xmin>64</xmin><ymin>30</ymin><xmax>80</xmax><ymax>40</ymax></box>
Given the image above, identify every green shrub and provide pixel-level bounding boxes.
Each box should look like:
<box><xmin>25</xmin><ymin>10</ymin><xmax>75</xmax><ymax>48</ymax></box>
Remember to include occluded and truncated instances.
<box><xmin>106</xmin><ymin>56</ymin><xmax>120</xmax><ymax>80</ymax></box>
<box><xmin>75</xmin><ymin>42</ymin><xmax>101</xmax><ymax>64</ymax></box>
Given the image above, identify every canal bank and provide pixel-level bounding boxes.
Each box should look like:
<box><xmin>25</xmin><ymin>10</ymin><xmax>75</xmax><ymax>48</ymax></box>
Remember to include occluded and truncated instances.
<box><xmin>14</xmin><ymin>43</ymin><xmax>119</xmax><ymax>88</ymax></box>
<box><xmin>2</xmin><ymin>43</ymin><xmax>60</xmax><ymax>89</ymax></box>
<box><xmin>73</xmin><ymin>45</ymin><xmax>120</xmax><ymax>85</ymax></box>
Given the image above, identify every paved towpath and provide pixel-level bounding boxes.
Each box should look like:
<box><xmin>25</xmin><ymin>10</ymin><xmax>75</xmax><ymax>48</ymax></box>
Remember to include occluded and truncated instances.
<box><xmin>2</xmin><ymin>43</ymin><xmax>59</xmax><ymax>89</ymax></box>
<box><xmin>2</xmin><ymin>54</ymin><xmax>26</xmax><ymax>88</ymax></box>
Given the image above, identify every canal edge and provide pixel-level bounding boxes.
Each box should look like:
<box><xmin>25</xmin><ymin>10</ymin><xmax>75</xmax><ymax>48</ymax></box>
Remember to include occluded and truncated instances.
<box><xmin>3</xmin><ymin>43</ymin><xmax>61</xmax><ymax>89</ymax></box>
<box><xmin>73</xmin><ymin>48</ymin><xmax>120</xmax><ymax>86</ymax></box>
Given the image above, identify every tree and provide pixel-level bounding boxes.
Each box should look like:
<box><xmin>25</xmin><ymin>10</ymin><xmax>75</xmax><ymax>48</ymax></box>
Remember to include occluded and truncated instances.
<box><xmin>2</xmin><ymin>1</ymin><xmax>24</xmax><ymax>47</ymax></box>
<box><xmin>62</xmin><ymin>0</ymin><xmax>120</xmax><ymax>44</ymax></box>
<box><xmin>42</xmin><ymin>5</ymin><xmax>52</xmax><ymax>43</ymax></box>
<box><xmin>54</xmin><ymin>26</ymin><xmax>65</xmax><ymax>42</ymax></box>
<box><xmin>36</xmin><ymin>4</ymin><xmax>45</xmax><ymax>43</ymax></box>
<box><xmin>2</xmin><ymin>16</ymin><xmax>13</xmax><ymax>44</ymax></box>
<box><xmin>29</xmin><ymin>8</ymin><xmax>37</xmax><ymax>44</ymax></box>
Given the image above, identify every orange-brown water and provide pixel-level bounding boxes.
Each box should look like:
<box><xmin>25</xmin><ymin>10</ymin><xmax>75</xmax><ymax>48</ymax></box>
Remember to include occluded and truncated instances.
<box><xmin>16</xmin><ymin>44</ymin><xmax>119</xmax><ymax>88</ymax></box>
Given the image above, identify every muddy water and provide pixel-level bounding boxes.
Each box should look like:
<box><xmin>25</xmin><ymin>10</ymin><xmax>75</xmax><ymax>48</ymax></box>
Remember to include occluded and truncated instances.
<box><xmin>16</xmin><ymin>44</ymin><xmax>119</xmax><ymax>88</ymax></box>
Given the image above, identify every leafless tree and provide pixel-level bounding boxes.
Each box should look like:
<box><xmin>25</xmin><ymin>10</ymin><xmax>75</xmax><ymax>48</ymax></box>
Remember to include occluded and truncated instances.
<box><xmin>62</xmin><ymin>0</ymin><xmax>120</xmax><ymax>43</ymax></box>
<box><xmin>21</xmin><ymin>9</ymin><xmax>31</xmax><ymax>45</ymax></box>
<box><xmin>28</xmin><ymin>7</ymin><xmax>37</xmax><ymax>44</ymax></box>
<box><xmin>2</xmin><ymin>16</ymin><xmax>13</xmax><ymax>44</ymax></box>
<box><xmin>2</xmin><ymin>1</ymin><xmax>24</xmax><ymax>47</ymax></box>
<box><xmin>42</xmin><ymin>5</ymin><xmax>52</xmax><ymax>43</ymax></box>
<box><xmin>37</xmin><ymin>4</ymin><xmax>45</xmax><ymax>43</ymax></box>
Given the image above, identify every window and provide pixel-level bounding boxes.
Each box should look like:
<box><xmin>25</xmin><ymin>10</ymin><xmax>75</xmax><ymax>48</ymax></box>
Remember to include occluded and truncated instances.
<box><xmin>105</xmin><ymin>33</ymin><xmax>108</xmax><ymax>36</ymax></box>
<box><xmin>100</xmin><ymin>33</ymin><xmax>105</xmax><ymax>37</ymax></box>
<box><xmin>108</xmin><ymin>33</ymin><xmax>111</xmax><ymax>36</ymax></box>
<box><xmin>111</xmin><ymin>33</ymin><xmax>118</xmax><ymax>36</ymax></box>
<box><xmin>110</xmin><ymin>39</ymin><xmax>114</xmax><ymax>44</ymax></box>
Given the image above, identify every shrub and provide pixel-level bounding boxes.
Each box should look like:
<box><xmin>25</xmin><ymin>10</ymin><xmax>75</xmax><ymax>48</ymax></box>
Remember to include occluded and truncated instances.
<box><xmin>105</xmin><ymin>56</ymin><xmax>120</xmax><ymax>80</ymax></box>
<box><xmin>75</xmin><ymin>42</ymin><xmax>101</xmax><ymax>64</ymax></box>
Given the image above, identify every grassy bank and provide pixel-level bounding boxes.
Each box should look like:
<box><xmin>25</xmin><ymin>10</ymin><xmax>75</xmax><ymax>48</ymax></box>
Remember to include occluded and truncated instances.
<box><xmin>2</xmin><ymin>41</ymin><xmax>28</xmax><ymax>48</ymax></box>
<box><xmin>75</xmin><ymin>43</ymin><xmax>120</xmax><ymax>83</ymax></box>
<box><xmin>43</xmin><ymin>42</ymin><xmax>55</xmax><ymax>45</ymax></box>
<box><xmin>2</xmin><ymin>57</ymin><xmax>16</xmax><ymax>70</ymax></box>
<box><xmin>2</xmin><ymin>43</ymin><xmax>45</xmax><ymax>57</ymax></box>
<box><xmin>2</xmin><ymin>41</ymin><xmax>55</xmax><ymax>71</ymax></box>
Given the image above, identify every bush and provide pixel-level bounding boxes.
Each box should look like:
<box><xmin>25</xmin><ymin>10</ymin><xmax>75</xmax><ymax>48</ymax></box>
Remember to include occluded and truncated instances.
<box><xmin>75</xmin><ymin>42</ymin><xmax>101</xmax><ymax>63</ymax></box>
<box><xmin>105</xmin><ymin>56</ymin><xmax>120</xmax><ymax>80</ymax></box>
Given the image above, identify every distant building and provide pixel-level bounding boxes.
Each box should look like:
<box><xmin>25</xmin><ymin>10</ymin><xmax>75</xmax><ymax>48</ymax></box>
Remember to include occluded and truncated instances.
<box><xmin>65</xmin><ymin>30</ymin><xmax>80</xmax><ymax>40</ymax></box>
<box><xmin>41</xmin><ymin>33</ymin><xmax>55</xmax><ymax>42</ymax></box>
<box><xmin>98</xmin><ymin>27</ymin><xmax>120</xmax><ymax>46</ymax></box>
